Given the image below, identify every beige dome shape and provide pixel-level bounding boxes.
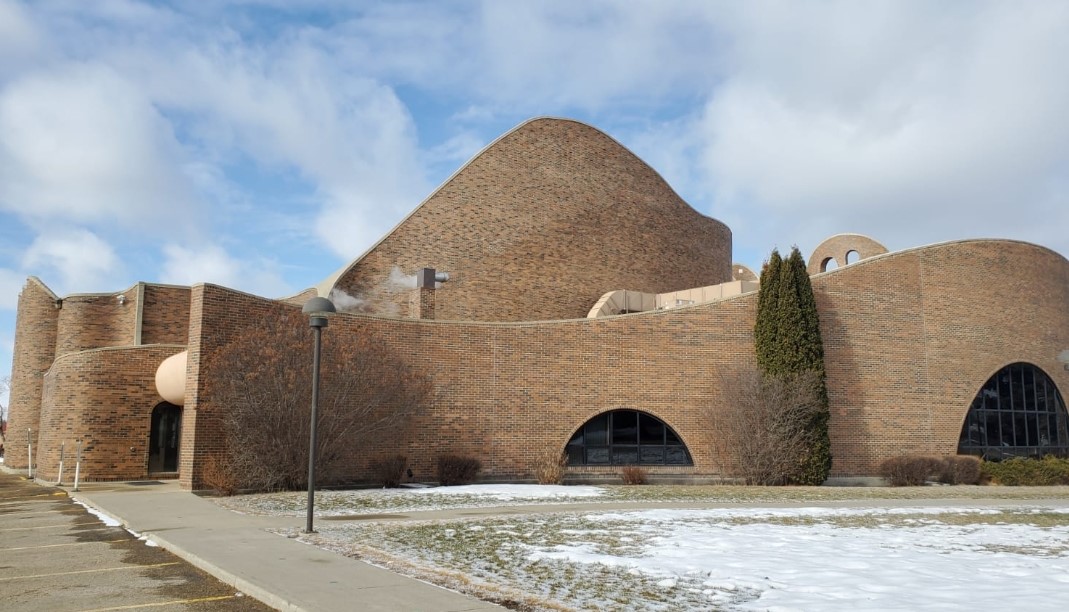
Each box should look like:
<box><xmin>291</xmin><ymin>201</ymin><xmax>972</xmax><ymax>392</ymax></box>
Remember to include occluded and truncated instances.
<box><xmin>808</xmin><ymin>234</ymin><xmax>889</xmax><ymax>275</ymax></box>
<box><xmin>732</xmin><ymin>263</ymin><xmax>758</xmax><ymax>281</ymax></box>
<box><xmin>154</xmin><ymin>350</ymin><xmax>187</xmax><ymax>406</ymax></box>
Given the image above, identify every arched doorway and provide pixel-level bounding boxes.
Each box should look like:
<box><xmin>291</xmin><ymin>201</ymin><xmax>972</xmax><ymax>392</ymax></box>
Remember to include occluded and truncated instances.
<box><xmin>148</xmin><ymin>402</ymin><xmax>182</xmax><ymax>473</ymax></box>
<box><xmin>958</xmin><ymin>362</ymin><xmax>1069</xmax><ymax>459</ymax></box>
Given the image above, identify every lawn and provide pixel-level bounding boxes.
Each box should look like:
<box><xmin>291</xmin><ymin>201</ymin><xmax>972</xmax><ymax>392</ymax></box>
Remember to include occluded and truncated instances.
<box><xmin>216</xmin><ymin>485</ymin><xmax>1069</xmax><ymax>610</ymax></box>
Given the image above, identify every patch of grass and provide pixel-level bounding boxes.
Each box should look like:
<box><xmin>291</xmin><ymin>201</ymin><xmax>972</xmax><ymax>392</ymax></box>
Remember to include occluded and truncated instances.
<box><xmin>215</xmin><ymin>484</ymin><xmax>1069</xmax><ymax>517</ymax></box>
<box><xmin>273</xmin><ymin>505</ymin><xmax>1069</xmax><ymax>612</ymax></box>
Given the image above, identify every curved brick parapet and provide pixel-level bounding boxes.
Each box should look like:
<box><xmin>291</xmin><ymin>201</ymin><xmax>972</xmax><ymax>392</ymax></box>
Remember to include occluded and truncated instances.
<box><xmin>808</xmin><ymin>233</ymin><xmax>889</xmax><ymax>274</ymax></box>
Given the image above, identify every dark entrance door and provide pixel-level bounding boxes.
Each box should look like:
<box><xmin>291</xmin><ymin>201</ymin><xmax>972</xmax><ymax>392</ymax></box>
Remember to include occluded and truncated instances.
<box><xmin>149</xmin><ymin>403</ymin><xmax>182</xmax><ymax>473</ymax></box>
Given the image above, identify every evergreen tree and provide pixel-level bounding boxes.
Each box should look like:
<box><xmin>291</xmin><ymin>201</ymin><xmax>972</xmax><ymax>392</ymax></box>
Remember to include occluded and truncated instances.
<box><xmin>782</xmin><ymin>247</ymin><xmax>832</xmax><ymax>484</ymax></box>
<box><xmin>751</xmin><ymin>246</ymin><xmax>832</xmax><ymax>484</ymax></box>
<box><xmin>754</xmin><ymin>249</ymin><xmax>783</xmax><ymax>372</ymax></box>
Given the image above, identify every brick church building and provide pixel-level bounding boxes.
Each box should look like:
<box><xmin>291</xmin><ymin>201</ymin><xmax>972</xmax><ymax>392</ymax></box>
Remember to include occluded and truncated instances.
<box><xmin>6</xmin><ymin>118</ymin><xmax>1069</xmax><ymax>490</ymax></box>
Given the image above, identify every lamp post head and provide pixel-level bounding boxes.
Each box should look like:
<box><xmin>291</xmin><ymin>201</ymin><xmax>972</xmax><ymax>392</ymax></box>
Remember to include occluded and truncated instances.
<box><xmin>302</xmin><ymin>297</ymin><xmax>336</xmax><ymax>328</ymax></box>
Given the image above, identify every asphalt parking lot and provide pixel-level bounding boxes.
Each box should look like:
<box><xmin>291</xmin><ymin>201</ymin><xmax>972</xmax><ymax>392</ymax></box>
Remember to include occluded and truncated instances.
<box><xmin>0</xmin><ymin>471</ymin><xmax>275</xmax><ymax>611</ymax></box>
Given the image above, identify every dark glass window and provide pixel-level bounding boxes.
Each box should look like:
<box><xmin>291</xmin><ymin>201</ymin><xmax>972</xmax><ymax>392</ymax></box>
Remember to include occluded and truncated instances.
<box><xmin>566</xmin><ymin>410</ymin><xmax>693</xmax><ymax>466</ymax></box>
<box><xmin>958</xmin><ymin>363</ymin><xmax>1069</xmax><ymax>459</ymax></box>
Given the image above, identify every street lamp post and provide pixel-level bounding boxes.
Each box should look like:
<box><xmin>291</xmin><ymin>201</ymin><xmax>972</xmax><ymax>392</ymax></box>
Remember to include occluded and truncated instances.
<box><xmin>302</xmin><ymin>296</ymin><xmax>336</xmax><ymax>533</ymax></box>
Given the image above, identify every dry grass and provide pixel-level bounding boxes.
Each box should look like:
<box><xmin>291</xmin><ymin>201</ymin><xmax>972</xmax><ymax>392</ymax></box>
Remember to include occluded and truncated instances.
<box><xmin>215</xmin><ymin>484</ymin><xmax>1069</xmax><ymax>517</ymax></box>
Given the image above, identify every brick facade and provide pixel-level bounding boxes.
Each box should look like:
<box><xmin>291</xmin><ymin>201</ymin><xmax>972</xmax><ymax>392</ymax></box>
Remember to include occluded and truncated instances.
<box><xmin>5</xmin><ymin>279</ymin><xmax>59</xmax><ymax>470</ymax></box>
<box><xmin>174</xmin><ymin>239</ymin><xmax>1069</xmax><ymax>489</ymax></box>
<box><xmin>815</xmin><ymin>239</ymin><xmax>1069</xmax><ymax>475</ymax></box>
<box><xmin>35</xmin><ymin>345</ymin><xmax>186</xmax><ymax>482</ymax></box>
<box><xmin>6</xmin><ymin>118</ymin><xmax>1069</xmax><ymax>490</ymax></box>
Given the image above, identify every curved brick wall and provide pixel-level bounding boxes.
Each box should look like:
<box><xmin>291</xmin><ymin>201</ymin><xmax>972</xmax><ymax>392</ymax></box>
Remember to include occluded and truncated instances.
<box><xmin>814</xmin><ymin>239</ymin><xmax>1069</xmax><ymax>475</ymax></box>
<box><xmin>186</xmin><ymin>284</ymin><xmax>758</xmax><ymax>488</ymax></box>
<box><xmin>183</xmin><ymin>239</ymin><xmax>1069</xmax><ymax>487</ymax></box>
<box><xmin>35</xmin><ymin>345</ymin><xmax>186</xmax><ymax>482</ymax></box>
<box><xmin>139</xmin><ymin>284</ymin><xmax>191</xmax><ymax>345</ymax></box>
<box><xmin>5</xmin><ymin>278</ymin><xmax>59</xmax><ymax>469</ymax></box>
<box><xmin>54</xmin><ymin>287</ymin><xmax>139</xmax><ymax>357</ymax></box>
<box><xmin>329</xmin><ymin>117</ymin><xmax>732</xmax><ymax>322</ymax></box>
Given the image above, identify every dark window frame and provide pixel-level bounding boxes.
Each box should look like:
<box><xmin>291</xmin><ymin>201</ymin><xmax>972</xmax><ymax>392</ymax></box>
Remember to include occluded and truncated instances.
<box><xmin>958</xmin><ymin>362</ymin><xmax>1069</xmax><ymax>460</ymax></box>
<box><xmin>566</xmin><ymin>410</ymin><xmax>693</xmax><ymax>466</ymax></box>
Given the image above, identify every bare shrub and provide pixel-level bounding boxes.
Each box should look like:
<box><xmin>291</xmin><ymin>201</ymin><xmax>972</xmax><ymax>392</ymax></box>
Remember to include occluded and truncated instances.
<box><xmin>714</xmin><ymin>366</ymin><xmax>824</xmax><ymax>485</ymax></box>
<box><xmin>533</xmin><ymin>448</ymin><xmax>568</xmax><ymax>485</ymax></box>
<box><xmin>438</xmin><ymin>455</ymin><xmax>481</xmax><ymax>486</ymax></box>
<box><xmin>620</xmin><ymin>466</ymin><xmax>648</xmax><ymax>485</ymax></box>
<box><xmin>210</xmin><ymin>312</ymin><xmax>431</xmax><ymax>491</ymax></box>
<box><xmin>201</xmin><ymin>453</ymin><xmax>238</xmax><ymax>496</ymax></box>
<box><xmin>368</xmin><ymin>454</ymin><xmax>409</xmax><ymax>488</ymax></box>
<box><xmin>880</xmin><ymin>455</ymin><xmax>942</xmax><ymax>486</ymax></box>
<box><xmin>938</xmin><ymin>455</ymin><xmax>982</xmax><ymax>485</ymax></box>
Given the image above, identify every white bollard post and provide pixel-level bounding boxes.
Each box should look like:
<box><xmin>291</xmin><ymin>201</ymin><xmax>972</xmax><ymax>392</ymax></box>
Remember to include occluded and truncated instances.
<box><xmin>27</xmin><ymin>429</ymin><xmax>33</xmax><ymax>480</ymax></box>
<box><xmin>57</xmin><ymin>442</ymin><xmax>65</xmax><ymax>486</ymax></box>
<box><xmin>73</xmin><ymin>440</ymin><xmax>82</xmax><ymax>492</ymax></box>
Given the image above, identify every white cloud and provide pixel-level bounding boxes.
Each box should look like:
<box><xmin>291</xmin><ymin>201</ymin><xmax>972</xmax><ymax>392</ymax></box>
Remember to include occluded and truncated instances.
<box><xmin>688</xmin><ymin>1</ymin><xmax>1069</xmax><ymax>262</ymax></box>
<box><xmin>108</xmin><ymin>27</ymin><xmax>430</xmax><ymax>259</ymax></box>
<box><xmin>21</xmin><ymin>228</ymin><xmax>125</xmax><ymax>294</ymax></box>
<box><xmin>0</xmin><ymin>268</ymin><xmax>24</xmax><ymax>311</ymax></box>
<box><xmin>160</xmin><ymin>243</ymin><xmax>292</xmax><ymax>298</ymax></box>
<box><xmin>0</xmin><ymin>63</ymin><xmax>200</xmax><ymax>232</ymax></box>
<box><xmin>0</xmin><ymin>0</ymin><xmax>46</xmax><ymax>76</ymax></box>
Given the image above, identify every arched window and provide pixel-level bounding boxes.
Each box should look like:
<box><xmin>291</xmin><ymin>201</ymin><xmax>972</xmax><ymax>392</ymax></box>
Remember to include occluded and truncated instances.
<box><xmin>566</xmin><ymin>410</ymin><xmax>693</xmax><ymax>466</ymax></box>
<box><xmin>958</xmin><ymin>363</ymin><xmax>1069</xmax><ymax>459</ymax></box>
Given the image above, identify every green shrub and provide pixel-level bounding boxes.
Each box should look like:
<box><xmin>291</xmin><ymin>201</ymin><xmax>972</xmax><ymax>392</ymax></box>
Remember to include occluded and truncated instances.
<box><xmin>368</xmin><ymin>454</ymin><xmax>408</xmax><ymax>488</ymax></box>
<box><xmin>938</xmin><ymin>455</ymin><xmax>982</xmax><ymax>485</ymax></box>
<box><xmin>437</xmin><ymin>454</ymin><xmax>482</xmax><ymax>486</ymax></box>
<box><xmin>879</xmin><ymin>455</ymin><xmax>942</xmax><ymax>486</ymax></box>
<box><xmin>981</xmin><ymin>456</ymin><xmax>1069</xmax><ymax>486</ymax></box>
<box><xmin>620</xmin><ymin>466</ymin><xmax>648</xmax><ymax>485</ymax></box>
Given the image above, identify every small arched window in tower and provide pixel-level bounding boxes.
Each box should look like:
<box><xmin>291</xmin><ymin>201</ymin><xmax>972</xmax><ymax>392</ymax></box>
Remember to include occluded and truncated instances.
<box><xmin>566</xmin><ymin>410</ymin><xmax>693</xmax><ymax>466</ymax></box>
<box><xmin>958</xmin><ymin>362</ymin><xmax>1069</xmax><ymax>460</ymax></box>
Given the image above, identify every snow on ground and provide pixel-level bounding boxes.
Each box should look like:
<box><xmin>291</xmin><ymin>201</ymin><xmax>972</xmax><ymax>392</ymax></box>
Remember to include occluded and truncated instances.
<box><xmin>308</xmin><ymin>504</ymin><xmax>1069</xmax><ymax>611</ymax></box>
<box><xmin>408</xmin><ymin>484</ymin><xmax>603</xmax><ymax>501</ymax></box>
<box><xmin>525</xmin><ymin>507</ymin><xmax>1069</xmax><ymax>610</ymax></box>
<box><xmin>72</xmin><ymin>499</ymin><xmax>121</xmax><ymax>527</ymax></box>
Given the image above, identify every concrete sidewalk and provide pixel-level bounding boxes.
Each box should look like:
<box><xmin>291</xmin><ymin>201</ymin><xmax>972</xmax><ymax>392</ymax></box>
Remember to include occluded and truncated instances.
<box><xmin>68</xmin><ymin>480</ymin><xmax>502</xmax><ymax>612</ymax></box>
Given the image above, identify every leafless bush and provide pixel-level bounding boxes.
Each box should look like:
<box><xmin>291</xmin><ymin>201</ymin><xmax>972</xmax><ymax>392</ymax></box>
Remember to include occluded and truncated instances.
<box><xmin>201</xmin><ymin>453</ymin><xmax>238</xmax><ymax>496</ymax></box>
<box><xmin>714</xmin><ymin>367</ymin><xmax>824</xmax><ymax>485</ymax></box>
<box><xmin>438</xmin><ymin>455</ymin><xmax>482</xmax><ymax>485</ymax></box>
<box><xmin>880</xmin><ymin>455</ymin><xmax>943</xmax><ymax>486</ymax></box>
<box><xmin>620</xmin><ymin>466</ymin><xmax>648</xmax><ymax>485</ymax></box>
<box><xmin>368</xmin><ymin>455</ymin><xmax>409</xmax><ymax>488</ymax></box>
<box><xmin>938</xmin><ymin>455</ymin><xmax>982</xmax><ymax>485</ymax></box>
<box><xmin>533</xmin><ymin>448</ymin><xmax>569</xmax><ymax>485</ymax></box>
<box><xmin>210</xmin><ymin>312</ymin><xmax>431</xmax><ymax>491</ymax></box>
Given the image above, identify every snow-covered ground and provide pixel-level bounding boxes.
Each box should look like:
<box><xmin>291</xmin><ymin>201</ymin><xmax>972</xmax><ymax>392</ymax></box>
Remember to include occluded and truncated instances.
<box><xmin>307</xmin><ymin>505</ymin><xmax>1069</xmax><ymax>611</ymax></box>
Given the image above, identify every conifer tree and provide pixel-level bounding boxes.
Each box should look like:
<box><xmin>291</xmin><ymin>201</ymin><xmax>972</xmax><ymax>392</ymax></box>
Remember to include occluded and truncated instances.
<box><xmin>754</xmin><ymin>249</ymin><xmax>783</xmax><ymax>371</ymax></box>
<box><xmin>751</xmin><ymin>246</ymin><xmax>832</xmax><ymax>484</ymax></box>
<box><xmin>782</xmin><ymin>247</ymin><xmax>832</xmax><ymax>484</ymax></box>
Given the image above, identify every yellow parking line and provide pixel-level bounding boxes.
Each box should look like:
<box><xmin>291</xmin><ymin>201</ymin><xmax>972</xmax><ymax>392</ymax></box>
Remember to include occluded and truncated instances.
<box><xmin>0</xmin><ymin>521</ymin><xmax>106</xmax><ymax>531</ymax></box>
<box><xmin>0</xmin><ymin>496</ymin><xmax>66</xmax><ymax>504</ymax></box>
<box><xmin>77</xmin><ymin>595</ymin><xmax>237</xmax><ymax>611</ymax></box>
<box><xmin>0</xmin><ymin>539</ymin><xmax>127</xmax><ymax>552</ymax></box>
<box><xmin>0</xmin><ymin>561</ymin><xmax>180</xmax><ymax>581</ymax></box>
<box><xmin>1</xmin><ymin>508</ymin><xmax>72</xmax><ymax>517</ymax></box>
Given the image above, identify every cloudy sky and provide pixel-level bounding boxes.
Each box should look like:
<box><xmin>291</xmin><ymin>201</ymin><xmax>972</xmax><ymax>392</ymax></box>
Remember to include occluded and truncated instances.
<box><xmin>2</xmin><ymin>0</ymin><xmax>1068</xmax><ymax>410</ymax></box>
